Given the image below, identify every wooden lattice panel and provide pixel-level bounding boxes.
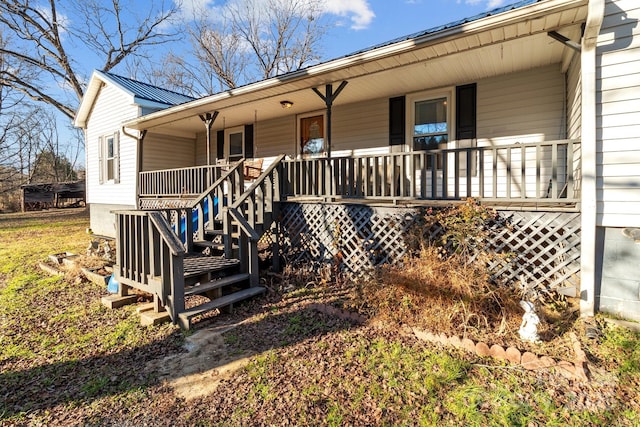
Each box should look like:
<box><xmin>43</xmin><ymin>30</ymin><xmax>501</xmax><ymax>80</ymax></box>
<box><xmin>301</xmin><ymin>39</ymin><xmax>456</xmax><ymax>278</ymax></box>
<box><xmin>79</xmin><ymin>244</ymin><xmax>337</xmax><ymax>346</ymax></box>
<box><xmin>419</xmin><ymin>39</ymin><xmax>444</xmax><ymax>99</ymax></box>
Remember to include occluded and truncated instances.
<box><xmin>277</xmin><ymin>202</ymin><xmax>581</xmax><ymax>292</ymax></box>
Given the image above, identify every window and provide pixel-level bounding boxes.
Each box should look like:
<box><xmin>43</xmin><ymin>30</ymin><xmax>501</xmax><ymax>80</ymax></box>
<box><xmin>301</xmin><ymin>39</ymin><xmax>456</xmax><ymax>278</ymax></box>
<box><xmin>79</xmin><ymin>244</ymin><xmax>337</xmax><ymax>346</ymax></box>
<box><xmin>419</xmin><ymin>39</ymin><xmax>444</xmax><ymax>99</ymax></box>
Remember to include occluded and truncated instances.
<box><xmin>216</xmin><ymin>125</ymin><xmax>253</xmax><ymax>162</ymax></box>
<box><xmin>99</xmin><ymin>132</ymin><xmax>119</xmax><ymax>184</ymax></box>
<box><xmin>226</xmin><ymin>127</ymin><xmax>244</xmax><ymax>162</ymax></box>
<box><xmin>413</xmin><ymin>97</ymin><xmax>448</xmax><ymax>151</ymax></box>
<box><xmin>410</xmin><ymin>92</ymin><xmax>450</xmax><ymax>169</ymax></box>
<box><xmin>299</xmin><ymin>114</ymin><xmax>325</xmax><ymax>156</ymax></box>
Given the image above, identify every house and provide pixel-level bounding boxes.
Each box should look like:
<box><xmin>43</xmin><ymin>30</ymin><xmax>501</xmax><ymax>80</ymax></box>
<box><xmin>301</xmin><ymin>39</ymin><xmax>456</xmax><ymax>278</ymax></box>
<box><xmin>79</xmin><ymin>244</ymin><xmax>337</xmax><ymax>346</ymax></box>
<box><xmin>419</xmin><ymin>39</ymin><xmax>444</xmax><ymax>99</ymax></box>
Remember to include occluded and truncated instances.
<box><xmin>74</xmin><ymin>0</ymin><xmax>640</xmax><ymax>328</ymax></box>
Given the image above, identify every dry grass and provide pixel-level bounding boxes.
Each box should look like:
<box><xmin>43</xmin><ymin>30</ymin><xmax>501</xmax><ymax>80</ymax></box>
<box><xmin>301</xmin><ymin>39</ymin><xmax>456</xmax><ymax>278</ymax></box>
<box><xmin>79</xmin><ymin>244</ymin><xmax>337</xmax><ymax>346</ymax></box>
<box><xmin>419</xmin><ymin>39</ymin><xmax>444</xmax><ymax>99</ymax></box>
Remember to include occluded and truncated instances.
<box><xmin>357</xmin><ymin>245</ymin><xmax>579</xmax><ymax>360</ymax></box>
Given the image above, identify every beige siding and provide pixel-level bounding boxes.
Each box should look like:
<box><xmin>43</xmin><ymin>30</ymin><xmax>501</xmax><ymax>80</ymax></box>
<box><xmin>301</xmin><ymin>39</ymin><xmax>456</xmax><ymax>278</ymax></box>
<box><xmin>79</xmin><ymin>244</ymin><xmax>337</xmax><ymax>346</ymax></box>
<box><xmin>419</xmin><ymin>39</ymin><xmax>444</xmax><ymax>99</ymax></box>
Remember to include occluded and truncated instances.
<box><xmin>596</xmin><ymin>0</ymin><xmax>640</xmax><ymax>227</ymax></box>
<box><xmin>254</xmin><ymin>98</ymin><xmax>389</xmax><ymax>158</ymax></box>
<box><xmin>195</xmin><ymin>132</ymin><xmax>208</xmax><ymax>165</ymax></box>
<box><xmin>255</xmin><ymin>115</ymin><xmax>296</xmax><ymax>158</ymax></box>
<box><xmin>332</xmin><ymin>98</ymin><xmax>388</xmax><ymax>153</ymax></box>
<box><xmin>476</xmin><ymin>65</ymin><xmax>565</xmax><ymax>145</ymax></box>
<box><xmin>85</xmin><ymin>84</ymin><xmax>139</xmax><ymax>206</ymax></box>
<box><xmin>142</xmin><ymin>133</ymin><xmax>196</xmax><ymax>171</ymax></box>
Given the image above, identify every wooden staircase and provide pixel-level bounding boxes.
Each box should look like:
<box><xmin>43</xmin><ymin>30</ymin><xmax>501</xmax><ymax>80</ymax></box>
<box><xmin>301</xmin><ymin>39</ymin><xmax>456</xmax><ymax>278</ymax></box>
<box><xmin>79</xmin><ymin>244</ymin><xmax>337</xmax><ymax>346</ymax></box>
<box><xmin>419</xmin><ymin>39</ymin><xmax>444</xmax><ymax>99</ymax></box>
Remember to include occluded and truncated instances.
<box><xmin>113</xmin><ymin>156</ymin><xmax>284</xmax><ymax>329</ymax></box>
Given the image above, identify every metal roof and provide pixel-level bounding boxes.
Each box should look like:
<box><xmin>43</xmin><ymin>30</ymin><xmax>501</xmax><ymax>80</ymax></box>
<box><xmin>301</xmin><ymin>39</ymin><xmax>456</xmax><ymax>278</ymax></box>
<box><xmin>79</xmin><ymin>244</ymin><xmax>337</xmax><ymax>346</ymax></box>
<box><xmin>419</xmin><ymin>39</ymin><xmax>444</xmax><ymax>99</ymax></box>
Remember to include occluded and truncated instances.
<box><xmin>97</xmin><ymin>70</ymin><xmax>195</xmax><ymax>107</ymax></box>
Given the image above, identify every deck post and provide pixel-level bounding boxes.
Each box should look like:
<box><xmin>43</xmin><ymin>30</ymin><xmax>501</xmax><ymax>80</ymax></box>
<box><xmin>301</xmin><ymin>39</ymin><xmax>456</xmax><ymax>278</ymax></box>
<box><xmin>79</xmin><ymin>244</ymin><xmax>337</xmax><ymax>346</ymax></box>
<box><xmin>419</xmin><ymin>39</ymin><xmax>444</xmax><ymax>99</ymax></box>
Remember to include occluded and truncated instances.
<box><xmin>199</xmin><ymin>111</ymin><xmax>219</xmax><ymax>166</ymax></box>
<box><xmin>312</xmin><ymin>81</ymin><xmax>348</xmax><ymax>158</ymax></box>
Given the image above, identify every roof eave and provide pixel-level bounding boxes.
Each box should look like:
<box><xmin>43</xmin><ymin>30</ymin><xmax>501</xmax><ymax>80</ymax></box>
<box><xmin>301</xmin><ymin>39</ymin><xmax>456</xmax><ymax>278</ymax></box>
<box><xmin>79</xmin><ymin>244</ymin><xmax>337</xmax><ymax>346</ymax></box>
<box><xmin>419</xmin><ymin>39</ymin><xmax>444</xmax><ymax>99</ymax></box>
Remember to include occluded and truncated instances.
<box><xmin>122</xmin><ymin>0</ymin><xmax>587</xmax><ymax>131</ymax></box>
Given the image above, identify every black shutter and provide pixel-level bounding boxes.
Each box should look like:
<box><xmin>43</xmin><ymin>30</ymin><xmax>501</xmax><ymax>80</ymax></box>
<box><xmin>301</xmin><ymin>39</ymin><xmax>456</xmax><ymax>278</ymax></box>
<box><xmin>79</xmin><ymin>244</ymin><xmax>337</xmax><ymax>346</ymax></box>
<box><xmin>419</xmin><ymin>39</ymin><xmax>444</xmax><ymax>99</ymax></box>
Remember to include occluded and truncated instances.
<box><xmin>456</xmin><ymin>84</ymin><xmax>476</xmax><ymax>140</ymax></box>
<box><xmin>216</xmin><ymin>130</ymin><xmax>224</xmax><ymax>160</ymax></box>
<box><xmin>389</xmin><ymin>96</ymin><xmax>405</xmax><ymax>146</ymax></box>
<box><xmin>244</xmin><ymin>124</ymin><xmax>254</xmax><ymax>159</ymax></box>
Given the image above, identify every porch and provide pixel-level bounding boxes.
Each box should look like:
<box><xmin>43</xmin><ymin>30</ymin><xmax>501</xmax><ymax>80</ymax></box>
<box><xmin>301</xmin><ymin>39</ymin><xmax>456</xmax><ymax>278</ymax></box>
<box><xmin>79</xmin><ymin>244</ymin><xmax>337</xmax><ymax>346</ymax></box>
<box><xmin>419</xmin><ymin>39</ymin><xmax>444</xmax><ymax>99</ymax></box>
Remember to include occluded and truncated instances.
<box><xmin>114</xmin><ymin>139</ymin><xmax>581</xmax><ymax>329</ymax></box>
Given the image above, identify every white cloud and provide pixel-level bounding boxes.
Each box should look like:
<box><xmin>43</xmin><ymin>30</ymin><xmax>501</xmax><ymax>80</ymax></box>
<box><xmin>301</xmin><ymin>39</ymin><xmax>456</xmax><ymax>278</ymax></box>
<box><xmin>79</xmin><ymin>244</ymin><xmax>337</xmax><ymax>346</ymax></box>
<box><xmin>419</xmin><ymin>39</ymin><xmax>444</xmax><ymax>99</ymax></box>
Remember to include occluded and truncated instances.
<box><xmin>323</xmin><ymin>0</ymin><xmax>375</xmax><ymax>30</ymax></box>
<box><xmin>174</xmin><ymin>0</ymin><xmax>375</xmax><ymax>30</ymax></box>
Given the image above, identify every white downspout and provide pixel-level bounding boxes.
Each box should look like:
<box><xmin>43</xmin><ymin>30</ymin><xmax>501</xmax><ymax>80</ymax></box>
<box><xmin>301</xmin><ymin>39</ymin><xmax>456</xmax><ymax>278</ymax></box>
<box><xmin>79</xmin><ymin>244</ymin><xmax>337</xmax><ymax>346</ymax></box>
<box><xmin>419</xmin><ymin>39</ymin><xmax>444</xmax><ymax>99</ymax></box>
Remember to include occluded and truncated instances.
<box><xmin>580</xmin><ymin>0</ymin><xmax>605</xmax><ymax>317</ymax></box>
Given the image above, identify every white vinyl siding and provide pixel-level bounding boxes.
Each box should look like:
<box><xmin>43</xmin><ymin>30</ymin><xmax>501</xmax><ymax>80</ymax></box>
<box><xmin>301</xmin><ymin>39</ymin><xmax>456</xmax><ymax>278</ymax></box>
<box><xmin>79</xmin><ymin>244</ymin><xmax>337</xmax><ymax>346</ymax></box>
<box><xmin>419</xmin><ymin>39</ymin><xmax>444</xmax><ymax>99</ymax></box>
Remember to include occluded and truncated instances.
<box><xmin>596</xmin><ymin>0</ymin><xmax>640</xmax><ymax>227</ymax></box>
<box><xmin>85</xmin><ymin>84</ymin><xmax>139</xmax><ymax>206</ymax></box>
<box><xmin>142</xmin><ymin>133</ymin><xmax>196</xmax><ymax>171</ymax></box>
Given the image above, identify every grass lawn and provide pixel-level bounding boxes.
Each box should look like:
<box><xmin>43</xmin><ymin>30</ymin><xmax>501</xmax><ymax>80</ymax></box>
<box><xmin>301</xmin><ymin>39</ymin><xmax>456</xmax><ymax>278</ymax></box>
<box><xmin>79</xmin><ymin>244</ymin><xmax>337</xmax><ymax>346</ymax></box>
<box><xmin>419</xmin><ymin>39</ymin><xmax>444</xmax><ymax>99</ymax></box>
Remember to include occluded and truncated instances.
<box><xmin>1</xmin><ymin>208</ymin><xmax>639</xmax><ymax>426</ymax></box>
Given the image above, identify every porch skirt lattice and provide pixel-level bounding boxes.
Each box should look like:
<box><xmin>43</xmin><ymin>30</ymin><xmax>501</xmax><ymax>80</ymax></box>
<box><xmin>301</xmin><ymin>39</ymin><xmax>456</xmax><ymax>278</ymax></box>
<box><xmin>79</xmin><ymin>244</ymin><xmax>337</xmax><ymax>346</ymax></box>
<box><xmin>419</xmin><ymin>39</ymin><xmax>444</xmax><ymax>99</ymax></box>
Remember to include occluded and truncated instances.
<box><xmin>275</xmin><ymin>202</ymin><xmax>581</xmax><ymax>292</ymax></box>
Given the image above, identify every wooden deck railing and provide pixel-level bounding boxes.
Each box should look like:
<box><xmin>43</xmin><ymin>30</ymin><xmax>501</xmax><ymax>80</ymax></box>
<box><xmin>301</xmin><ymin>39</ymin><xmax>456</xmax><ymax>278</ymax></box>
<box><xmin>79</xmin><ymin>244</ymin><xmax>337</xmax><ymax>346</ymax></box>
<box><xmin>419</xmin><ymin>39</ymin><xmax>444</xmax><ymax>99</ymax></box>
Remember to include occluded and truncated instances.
<box><xmin>114</xmin><ymin>210</ymin><xmax>185</xmax><ymax>322</ymax></box>
<box><xmin>281</xmin><ymin>139</ymin><xmax>581</xmax><ymax>204</ymax></box>
<box><xmin>139</xmin><ymin>164</ymin><xmax>229</xmax><ymax>197</ymax></box>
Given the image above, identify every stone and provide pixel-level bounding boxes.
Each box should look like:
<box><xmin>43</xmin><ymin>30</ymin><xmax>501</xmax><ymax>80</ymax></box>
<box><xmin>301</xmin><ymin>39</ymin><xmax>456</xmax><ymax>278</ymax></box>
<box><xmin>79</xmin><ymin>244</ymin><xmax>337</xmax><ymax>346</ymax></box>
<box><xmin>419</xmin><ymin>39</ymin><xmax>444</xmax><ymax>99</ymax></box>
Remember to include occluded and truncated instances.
<box><xmin>475</xmin><ymin>342</ymin><xmax>491</xmax><ymax>357</ymax></box>
<box><xmin>539</xmin><ymin>356</ymin><xmax>556</xmax><ymax>368</ymax></box>
<box><xmin>438</xmin><ymin>333</ymin><xmax>449</xmax><ymax>345</ymax></box>
<box><xmin>521</xmin><ymin>352</ymin><xmax>543</xmax><ymax>370</ymax></box>
<box><xmin>448</xmin><ymin>335</ymin><xmax>462</xmax><ymax>349</ymax></box>
<box><xmin>573</xmin><ymin>361</ymin><xmax>590</xmax><ymax>382</ymax></box>
<box><xmin>413</xmin><ymin>328</ymin><xmax>432</xmax><ymax>342</ymax></box>
<box><xmin>489</xmin><ymin>344</ymin><xmax>507</xmax><ymax>361</ymax></box>
<box><xmin>505</xmin><ymin>347</ymin><xmax>521</xmax><ymax>364</ymax></box>
<box><xmin>462</xmin><ymin>338</ymin><xmax>476</xmax><ymax>353</ymax></box>
<box><xmin>556</xmin><ymin>361</ymin><xmax>576</xmax><ymax>379</ymax></box>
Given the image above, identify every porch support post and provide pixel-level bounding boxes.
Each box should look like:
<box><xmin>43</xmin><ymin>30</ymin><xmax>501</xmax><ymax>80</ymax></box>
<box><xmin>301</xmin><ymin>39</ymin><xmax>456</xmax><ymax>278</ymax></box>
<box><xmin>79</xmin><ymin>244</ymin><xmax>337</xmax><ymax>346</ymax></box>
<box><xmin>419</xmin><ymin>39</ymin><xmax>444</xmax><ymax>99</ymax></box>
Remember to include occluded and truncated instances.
<box><xmin>199</xmin><ymin>111</ymin><xmax>219</xmax><ymax>165</ymax></box>
<box><xmin>312</xmin><ymin>81</ymin><xmax>348</xmax><ymax>158</ymax></box>
<box><xmin>579</xmin><ymin>0</ymin><xmax>604</xmax><ymax>318</ymax></box>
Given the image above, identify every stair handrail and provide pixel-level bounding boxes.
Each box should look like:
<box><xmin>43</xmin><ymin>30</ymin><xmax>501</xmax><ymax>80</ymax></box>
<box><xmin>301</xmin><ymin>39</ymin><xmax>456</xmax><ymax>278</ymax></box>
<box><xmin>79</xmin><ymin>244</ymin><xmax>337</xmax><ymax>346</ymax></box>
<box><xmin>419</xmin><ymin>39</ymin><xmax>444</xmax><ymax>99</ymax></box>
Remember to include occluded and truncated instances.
<box><xmin>227</xmin><ymin>154</ymin><xmax>285</xmax><ymax>238</ymax></box>
<box><xmin>147</xmin><ymin>211</ymin><xmax>186</xmax><ymax>323</ymax></box>
<box><xmin>170</xmin><ymin>160</ymin><xmax>245</xmax><ymax>253</ymax></box>
<box><xmin>190</xmin><ymin>160</ymin><xmax>245</xmax><ymax>209</ymax></box>
<box><xmin>225</xmin><ymin>154</ymin><xmax>286</xmax><ymax>286</ymax></box>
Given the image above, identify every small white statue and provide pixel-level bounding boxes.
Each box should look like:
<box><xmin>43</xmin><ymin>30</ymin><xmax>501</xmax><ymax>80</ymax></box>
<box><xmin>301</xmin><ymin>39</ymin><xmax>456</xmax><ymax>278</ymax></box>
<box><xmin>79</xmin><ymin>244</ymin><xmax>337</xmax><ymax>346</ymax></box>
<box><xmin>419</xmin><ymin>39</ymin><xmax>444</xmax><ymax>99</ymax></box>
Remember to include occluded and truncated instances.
<box><xmin>519</xmin><ymin>300</ymin><xmax>541</xmax><ymax>343</ymax></box>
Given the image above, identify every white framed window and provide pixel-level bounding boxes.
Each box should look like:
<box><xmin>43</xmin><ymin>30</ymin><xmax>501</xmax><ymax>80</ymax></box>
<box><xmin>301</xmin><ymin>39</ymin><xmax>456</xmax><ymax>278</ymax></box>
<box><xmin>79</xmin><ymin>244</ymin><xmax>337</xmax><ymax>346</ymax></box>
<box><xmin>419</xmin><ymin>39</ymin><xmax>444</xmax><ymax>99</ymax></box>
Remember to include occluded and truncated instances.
<box><xmin>225</xmin><ymin>126</ymin><xmax>244</xmax><ymax>162</ymax></box>
<box><xmin>99</xmin><ymin>131</ymin><xmax>119</xmax><ymax>184</ymax></box>
<box><xmin>298</xmin><ymin>111</ymin><xmax>326</xmax><ymax>156</ymax></box>
<box><xmin>408</xmin><ymin>89</ymin><xmax>453</xmax><ymax>169</ymax></box>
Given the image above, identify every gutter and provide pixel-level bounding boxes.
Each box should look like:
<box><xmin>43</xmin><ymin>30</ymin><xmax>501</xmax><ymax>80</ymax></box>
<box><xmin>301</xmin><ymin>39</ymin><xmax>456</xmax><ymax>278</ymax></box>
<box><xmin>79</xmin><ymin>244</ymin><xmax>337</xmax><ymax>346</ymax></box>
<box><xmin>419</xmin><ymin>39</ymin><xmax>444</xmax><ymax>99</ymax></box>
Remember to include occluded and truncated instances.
<box><xmin>580</xmin><ymin>0</ymin><xmax>605</xmax><ymax>318</ymax></box>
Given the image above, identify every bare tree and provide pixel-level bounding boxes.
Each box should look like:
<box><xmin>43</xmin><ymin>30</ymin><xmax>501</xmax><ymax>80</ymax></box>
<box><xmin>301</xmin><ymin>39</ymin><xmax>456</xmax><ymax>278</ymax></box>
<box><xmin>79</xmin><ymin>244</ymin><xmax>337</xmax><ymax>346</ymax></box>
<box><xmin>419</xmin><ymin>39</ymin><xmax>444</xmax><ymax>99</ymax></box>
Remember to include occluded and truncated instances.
<box><xmin>0</xmin><ymin>0</ymin><xmax>180</xmax><ymax>119</ymax></box>
<box><xmin>153</xmin><ymin>0</ymin><xmax>330</xmax><ymax>95</ymax></box>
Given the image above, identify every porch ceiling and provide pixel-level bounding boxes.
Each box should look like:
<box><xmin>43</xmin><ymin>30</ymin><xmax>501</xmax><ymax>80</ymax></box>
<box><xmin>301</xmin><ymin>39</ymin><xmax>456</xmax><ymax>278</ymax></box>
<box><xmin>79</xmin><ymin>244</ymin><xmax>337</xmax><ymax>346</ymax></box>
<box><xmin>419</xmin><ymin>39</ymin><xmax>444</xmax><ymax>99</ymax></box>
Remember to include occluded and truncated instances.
<box><xmin>124</xmin><ymin>0</ymin><xmax>587</xmax><ymax>138</ymax></box>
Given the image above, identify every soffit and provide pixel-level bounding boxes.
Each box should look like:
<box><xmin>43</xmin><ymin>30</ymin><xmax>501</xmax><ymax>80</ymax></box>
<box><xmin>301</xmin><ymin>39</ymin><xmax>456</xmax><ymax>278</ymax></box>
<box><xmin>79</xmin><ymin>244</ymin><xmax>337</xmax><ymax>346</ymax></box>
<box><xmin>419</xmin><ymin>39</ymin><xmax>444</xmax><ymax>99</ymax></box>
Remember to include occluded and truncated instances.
<box><xmin>124</xmin><ymin>1</ymin><xmax>587</xmax><ymax>137</ymax></box>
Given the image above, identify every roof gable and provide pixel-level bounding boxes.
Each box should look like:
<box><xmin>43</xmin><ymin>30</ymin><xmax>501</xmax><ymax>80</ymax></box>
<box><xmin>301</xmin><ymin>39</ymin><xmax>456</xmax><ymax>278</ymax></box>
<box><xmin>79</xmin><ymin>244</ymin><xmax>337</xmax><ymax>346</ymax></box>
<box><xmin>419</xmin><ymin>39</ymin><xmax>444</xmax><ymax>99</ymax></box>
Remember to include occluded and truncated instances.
<box><xmin>74</xmin><ymin>70</ymin><xmax>195</xmax><ymax>128</ymax></box>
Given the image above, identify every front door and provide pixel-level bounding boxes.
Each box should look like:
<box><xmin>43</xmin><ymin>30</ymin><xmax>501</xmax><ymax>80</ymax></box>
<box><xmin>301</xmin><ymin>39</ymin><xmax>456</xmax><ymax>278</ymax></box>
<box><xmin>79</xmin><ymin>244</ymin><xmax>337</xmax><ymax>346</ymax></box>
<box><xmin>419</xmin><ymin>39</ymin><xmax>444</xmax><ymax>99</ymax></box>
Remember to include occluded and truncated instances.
<box><xmin>225</xmin><ymin>126</ymin><xmax>244</xmax><ymax>162</ymax></box>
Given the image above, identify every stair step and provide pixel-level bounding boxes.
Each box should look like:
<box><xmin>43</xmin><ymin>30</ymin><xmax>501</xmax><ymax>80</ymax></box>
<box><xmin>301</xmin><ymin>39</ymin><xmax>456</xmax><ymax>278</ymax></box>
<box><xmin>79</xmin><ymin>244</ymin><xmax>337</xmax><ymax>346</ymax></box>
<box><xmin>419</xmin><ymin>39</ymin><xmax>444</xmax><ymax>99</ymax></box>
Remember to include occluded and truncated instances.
<box><xmin>205</xmin><ymin>229</ymin><xmax>240</xmax><ymax>238</ymax></box>
<box><xmin>184</xmin><ymin>273</ymin><xmax>250</xmax><ymax>297</ymax></box>
<box><xmin>193</xmin><ymin>240</ymin><xmax>239</xmax><ymax>251</ymax></box>
<box><xmin>178</xmin><ymin>286</ymin><xmax>266</xmax><ymax>329</ymax></box>
<box><xmin>184</xmin><ymin>255</ymin><xmax>240</xmax><ymax>279</ymax></box>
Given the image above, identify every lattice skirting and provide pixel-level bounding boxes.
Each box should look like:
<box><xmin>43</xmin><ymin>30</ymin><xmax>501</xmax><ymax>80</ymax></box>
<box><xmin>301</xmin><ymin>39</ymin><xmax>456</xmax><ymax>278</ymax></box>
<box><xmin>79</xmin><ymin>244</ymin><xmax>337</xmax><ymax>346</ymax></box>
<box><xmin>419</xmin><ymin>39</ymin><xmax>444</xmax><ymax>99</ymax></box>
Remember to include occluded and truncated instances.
<box><xmin>275</xmin><ymin>202</ymin><xmax>581</xmax><ymax>292</ymax></box>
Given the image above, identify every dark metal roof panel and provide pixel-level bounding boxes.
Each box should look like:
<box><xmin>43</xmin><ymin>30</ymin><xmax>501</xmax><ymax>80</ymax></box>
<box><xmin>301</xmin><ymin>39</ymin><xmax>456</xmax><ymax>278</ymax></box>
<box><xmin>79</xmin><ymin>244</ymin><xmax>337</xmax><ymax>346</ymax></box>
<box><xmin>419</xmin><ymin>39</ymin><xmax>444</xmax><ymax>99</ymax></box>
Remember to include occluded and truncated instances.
<box><xmin>100</xmin><ymin>71</ymin><xmax>196</xmax><ymax>106</ymax></box>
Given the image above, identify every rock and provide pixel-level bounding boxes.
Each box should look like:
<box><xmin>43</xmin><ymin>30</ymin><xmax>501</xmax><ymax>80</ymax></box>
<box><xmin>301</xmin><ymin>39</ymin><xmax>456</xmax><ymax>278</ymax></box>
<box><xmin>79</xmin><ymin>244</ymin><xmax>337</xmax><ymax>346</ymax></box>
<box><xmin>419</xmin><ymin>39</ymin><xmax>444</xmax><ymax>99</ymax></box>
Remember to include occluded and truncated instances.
<box><xmin>448</xmin><ymin>335</ymin><xmax>462</xmax><ymax>348</ymax></box>
<box><xmin>438</xmin><ymin>333</ymin><xmax>448</xmax><ymax>345</ymax></box>
<box><xmin>521</xmin><ymin>352</ymin><xmax>543</xmax><ymax>370</ymax></box>
<box><xmin>539</xmin><ymin>356</ymin><xmax>556</xmax><ymax>368</ymax></box>
<box><xmin>505</xmin><ymin>347</ymin><xmax>521</xmax><ymax>364</ymax></box>
<box><xmin>489</xmin><ymin>344</ymin><xmax>507</xmax><ymax>361</ymax></box>
<box><xmin>556</xmin><ymin>361</ymin><xmax>576</xmax><ymax>379</ymax></box>
<box><xmin>462</xmin><ymin>338</ymin><xmax>476</xmax><ymax>353</ymax></box>
<box><xmin>475</xmin><ymin>342</ymin><xmax>491</xmax><ymax>357</ymax></box>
